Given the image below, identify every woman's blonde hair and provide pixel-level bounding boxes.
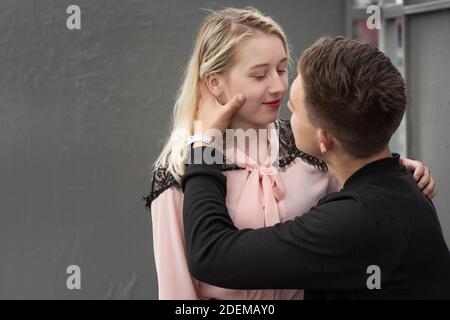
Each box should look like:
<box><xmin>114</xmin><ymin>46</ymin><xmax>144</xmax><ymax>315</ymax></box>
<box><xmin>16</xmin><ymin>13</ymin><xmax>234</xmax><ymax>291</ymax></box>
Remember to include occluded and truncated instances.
<box><xmin>154</xmin><ymin>7</ymin><xmax>290</xmax><ymax>182</ymax></box>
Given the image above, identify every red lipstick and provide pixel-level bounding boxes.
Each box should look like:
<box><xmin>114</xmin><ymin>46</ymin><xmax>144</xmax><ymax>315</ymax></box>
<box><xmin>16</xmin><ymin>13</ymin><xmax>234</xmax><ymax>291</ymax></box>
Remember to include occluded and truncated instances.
<box><xmin>262</xmin><ymin>99</ymin><xmax>282</xmax><ymax>109</ymax></box>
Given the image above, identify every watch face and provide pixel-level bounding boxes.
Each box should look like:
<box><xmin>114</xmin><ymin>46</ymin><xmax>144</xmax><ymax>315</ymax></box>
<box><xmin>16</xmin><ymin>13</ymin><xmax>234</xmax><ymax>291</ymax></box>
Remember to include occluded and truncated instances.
<box><xmin>204</xmin><ymin>137</ymin><xmax>212</xmax><ymax>144</ymax></box>
<box><xmin>187</xmin><ymin>135</ymin><xmax>213</xmax><ymax>146</ymax></box>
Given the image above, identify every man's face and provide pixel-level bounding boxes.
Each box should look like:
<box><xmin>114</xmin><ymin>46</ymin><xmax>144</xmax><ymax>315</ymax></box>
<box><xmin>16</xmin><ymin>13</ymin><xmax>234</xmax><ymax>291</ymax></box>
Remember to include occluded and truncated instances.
<box><xmin>288</xmin><ymin>74</ymin><xmax>321</xmax><ymax>157</ymax></box>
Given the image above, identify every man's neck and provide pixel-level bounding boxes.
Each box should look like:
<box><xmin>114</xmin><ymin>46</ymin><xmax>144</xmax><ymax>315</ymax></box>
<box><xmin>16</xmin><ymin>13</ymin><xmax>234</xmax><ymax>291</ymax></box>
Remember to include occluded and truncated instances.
<box><xmin>325</xmin><ymin>147</ymin><xmax>392</xmax><ymax>186</ymax></box>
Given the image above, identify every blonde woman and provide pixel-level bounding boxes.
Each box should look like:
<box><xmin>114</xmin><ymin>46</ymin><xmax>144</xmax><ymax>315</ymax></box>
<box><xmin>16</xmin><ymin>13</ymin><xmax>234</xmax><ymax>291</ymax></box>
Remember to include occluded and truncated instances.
<box><xmin>144</xmin><ymin>8</ymin><xmax>436</xmax><ymax>300</ymax></box>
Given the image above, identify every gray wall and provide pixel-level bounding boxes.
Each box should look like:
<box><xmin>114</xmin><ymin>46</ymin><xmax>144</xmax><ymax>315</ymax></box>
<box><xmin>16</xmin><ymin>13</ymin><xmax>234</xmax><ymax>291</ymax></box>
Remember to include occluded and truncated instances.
<box><xmin>405</xmin><ymin>6</ymin><xmax>450</xmax><ymax>244</ymax></box>
<box><xmin>0</xmin><ymin>0</ymin><xmax>345</xmax><ymax>299</ymax></box>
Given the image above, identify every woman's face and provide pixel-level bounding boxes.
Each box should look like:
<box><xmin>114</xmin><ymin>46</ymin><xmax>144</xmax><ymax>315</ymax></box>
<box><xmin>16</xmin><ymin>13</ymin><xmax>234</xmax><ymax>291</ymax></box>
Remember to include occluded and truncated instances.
<box><xmin>218</xmin><ymin>31</ymin><xmax>289</xmax><ymax>129</ymax></box>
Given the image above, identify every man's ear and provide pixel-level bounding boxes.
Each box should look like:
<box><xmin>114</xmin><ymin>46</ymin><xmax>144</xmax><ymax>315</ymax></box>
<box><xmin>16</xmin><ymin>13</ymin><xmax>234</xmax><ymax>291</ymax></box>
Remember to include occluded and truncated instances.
<box><xmin>317</xmin><ymin>128</ymin><xmax>334</xmax><ymax>155</ymax></box>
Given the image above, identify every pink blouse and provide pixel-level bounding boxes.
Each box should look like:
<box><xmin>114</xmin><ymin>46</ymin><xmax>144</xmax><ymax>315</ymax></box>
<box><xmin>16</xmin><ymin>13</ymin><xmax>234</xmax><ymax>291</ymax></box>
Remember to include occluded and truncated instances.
<box><xmin>148</xmin><ymin>120</ymin><xmax>340</xmax><ymax>300</ymax></box>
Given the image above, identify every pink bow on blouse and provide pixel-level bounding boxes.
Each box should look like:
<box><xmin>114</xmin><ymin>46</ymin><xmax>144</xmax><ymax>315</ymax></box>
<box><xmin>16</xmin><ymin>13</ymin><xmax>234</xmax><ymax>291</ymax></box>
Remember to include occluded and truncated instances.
<box><xmin>233</xmin><ymin>159</ymin><xmax>286</xmax><ymax>229</ymax></box>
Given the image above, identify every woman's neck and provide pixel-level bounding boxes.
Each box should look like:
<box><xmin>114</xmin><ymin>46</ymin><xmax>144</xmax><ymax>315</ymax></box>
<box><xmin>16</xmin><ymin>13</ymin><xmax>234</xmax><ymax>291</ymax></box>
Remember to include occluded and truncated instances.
<box><xmin>226</xmin><ymin>119</ymin><xmax>274</xmax><ymax>165</ymax></box>
<box><xmin>228</xmin><ymin>118</ymin><xmax>269</xmax><ymax>132</ymax></box>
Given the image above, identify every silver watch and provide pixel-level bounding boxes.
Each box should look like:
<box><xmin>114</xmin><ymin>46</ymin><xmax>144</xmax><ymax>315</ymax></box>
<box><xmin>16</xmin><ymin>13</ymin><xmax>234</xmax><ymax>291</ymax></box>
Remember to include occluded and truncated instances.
<box><xmin>187</xmin><ymin>134</ymin><xmax>215</xmax><ymax>147</ymax></box>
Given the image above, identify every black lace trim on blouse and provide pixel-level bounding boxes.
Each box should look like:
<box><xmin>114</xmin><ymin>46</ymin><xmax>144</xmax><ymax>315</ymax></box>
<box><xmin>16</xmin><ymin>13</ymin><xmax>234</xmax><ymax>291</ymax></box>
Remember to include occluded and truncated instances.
<box><xmin>274</xmin><ymin>119</ymin><xmax>328</xmax><ymax>172</ymax></box>
<box><xmin>143</xmin><ymin>119</ymin><xmax>327</xmax><ymax>209</ymax></box>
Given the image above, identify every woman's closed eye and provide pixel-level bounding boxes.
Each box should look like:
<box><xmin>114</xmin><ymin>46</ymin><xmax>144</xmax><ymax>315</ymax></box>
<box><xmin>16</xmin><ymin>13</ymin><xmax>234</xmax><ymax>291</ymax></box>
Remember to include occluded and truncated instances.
<box><xmin>252</xmin><ymin>74</ymin><xmax>266</xmax><ymax>80</ymax></box>
<box><xmin>251</xmin><ymin>70</ymin><xmax>287</xmax><ymax>80</ymax></box>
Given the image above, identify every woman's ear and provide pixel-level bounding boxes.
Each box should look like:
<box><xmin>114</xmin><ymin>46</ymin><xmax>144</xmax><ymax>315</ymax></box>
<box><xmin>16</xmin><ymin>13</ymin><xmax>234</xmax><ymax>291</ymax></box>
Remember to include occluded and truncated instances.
<box><xmin>205</xmin><ymin>73</ymin><xmax>223</xmax><ymax>98</ymax></box>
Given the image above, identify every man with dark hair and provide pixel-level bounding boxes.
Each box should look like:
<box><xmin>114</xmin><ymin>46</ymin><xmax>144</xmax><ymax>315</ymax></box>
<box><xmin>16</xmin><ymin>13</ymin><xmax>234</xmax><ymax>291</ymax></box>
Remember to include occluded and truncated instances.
<box><xmin>181</xmin><ymin>36</ymin><xmax>450</xmax><ymax>299</ymax></box>
<box><xmin>297</xmin><ymin>36</ymin><xmax>406</xmax><ymax>159</ymax></box>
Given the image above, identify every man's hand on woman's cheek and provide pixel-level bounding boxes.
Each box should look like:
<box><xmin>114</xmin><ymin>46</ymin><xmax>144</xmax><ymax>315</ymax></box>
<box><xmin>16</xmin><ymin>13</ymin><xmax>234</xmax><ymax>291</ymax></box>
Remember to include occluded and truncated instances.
<box><xmin>195</xmin><ymin>90</ymin><xmax>246</xmax><ymax>135</ymax></box>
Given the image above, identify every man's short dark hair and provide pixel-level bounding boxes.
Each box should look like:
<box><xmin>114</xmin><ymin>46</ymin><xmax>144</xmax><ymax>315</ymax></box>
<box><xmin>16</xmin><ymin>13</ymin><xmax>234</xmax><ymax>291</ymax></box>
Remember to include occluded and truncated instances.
<box><xmin>299</xmin><ymin>36</ymin><xmax>406</xmax><ymax>158</ymax></box>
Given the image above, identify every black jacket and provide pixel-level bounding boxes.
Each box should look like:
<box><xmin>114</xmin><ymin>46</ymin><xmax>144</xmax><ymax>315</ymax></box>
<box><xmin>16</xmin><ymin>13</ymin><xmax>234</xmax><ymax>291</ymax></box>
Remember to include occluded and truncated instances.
<box><xmin>181</xmin><ymin>147</ymin><xmax>450</xmax><ymax>299</ymax></box>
